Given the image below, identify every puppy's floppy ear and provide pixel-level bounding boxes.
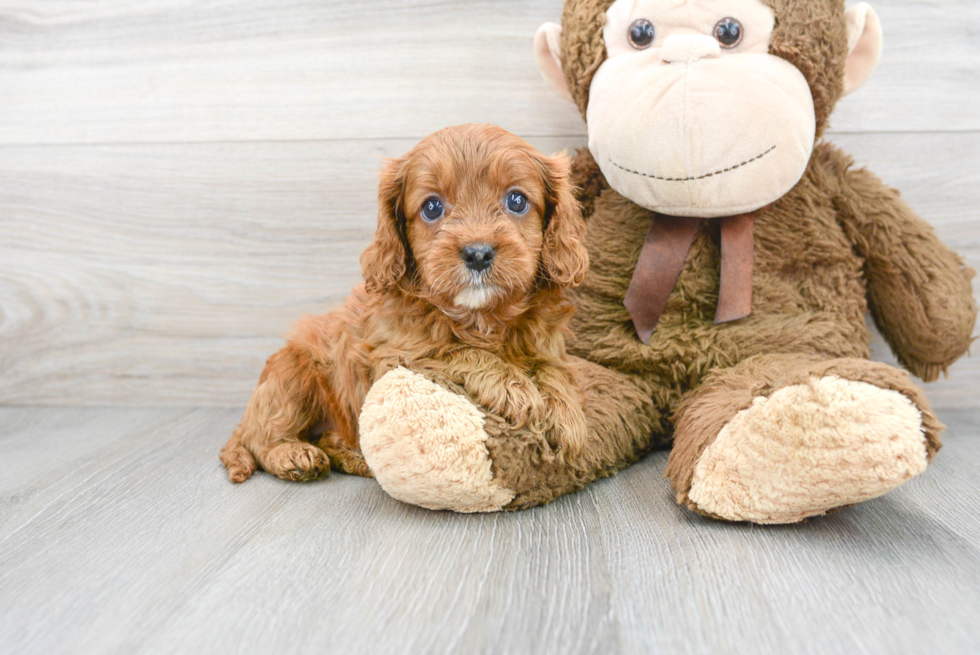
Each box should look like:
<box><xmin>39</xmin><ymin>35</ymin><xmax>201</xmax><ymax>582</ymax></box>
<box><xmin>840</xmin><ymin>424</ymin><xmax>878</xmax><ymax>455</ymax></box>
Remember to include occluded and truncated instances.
<box><xmin>361</xmin><ymin>157</ymin><xmax>410</xmax><ymax>293</ymax></box>
<box><xmin>538</xmin><ymin>152</ymin><xmax>589</xmax><ymax>288</ymax></box>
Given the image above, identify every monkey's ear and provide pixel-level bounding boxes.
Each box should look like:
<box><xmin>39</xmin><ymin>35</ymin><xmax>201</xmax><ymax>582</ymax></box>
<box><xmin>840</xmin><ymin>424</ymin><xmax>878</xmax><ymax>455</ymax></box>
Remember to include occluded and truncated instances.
<box><xmin>842</xmin><ymin>3</ymin><xmax>883</xmax><ymax>97</ymax></box>
<box><xmin>534</xmin><ymin>23</ymin><xmax>573</xmax><ymax>101</ymax></box>
<box><xmin>361</xmin><ymin>157</ymin><xmax>408</xmax><ymax>294</ymax></box>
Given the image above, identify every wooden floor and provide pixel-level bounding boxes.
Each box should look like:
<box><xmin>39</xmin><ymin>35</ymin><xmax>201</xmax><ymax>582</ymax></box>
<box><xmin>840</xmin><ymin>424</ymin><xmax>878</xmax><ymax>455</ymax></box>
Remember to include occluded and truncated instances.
<box><xmin>1</xmin><ymin>407</ymin><xmax>978</xmax><ymax>655</ymax></box>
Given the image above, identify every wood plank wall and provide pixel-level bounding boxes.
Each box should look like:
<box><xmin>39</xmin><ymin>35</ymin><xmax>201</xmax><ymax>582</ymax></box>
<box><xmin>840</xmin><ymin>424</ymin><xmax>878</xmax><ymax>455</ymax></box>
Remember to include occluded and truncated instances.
<box><xmin>1</xmin><ymin>0</ymin><xmax>978</xmax><ymax>407</ymax></box>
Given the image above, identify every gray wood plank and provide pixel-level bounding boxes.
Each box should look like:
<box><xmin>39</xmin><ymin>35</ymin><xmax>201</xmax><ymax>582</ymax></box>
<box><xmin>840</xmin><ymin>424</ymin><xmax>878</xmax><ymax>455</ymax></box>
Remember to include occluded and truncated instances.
<box><xmin>0</xmin><ymin>0</ymin><xmax>976</xmax><ymax>145</ymax></box>
<box><xmin>0</xmin><ymin>407</ymin><xmax>617</xmax><ymax>655</ymax></box>
<box><xmin>896</xmin><ymin>410</ymin><xmax>980</xmax><ymax>545</ymax></box>
<box><xmin>1</xmin><ymin>407</ymin><xmax>978</xmax><ymax>655</ymax></box>
<box><xmin>0</xmin><ymin>406</ymin><xmax>188</xmax><ymax>534</ymax></box>
<box><xmin>2</xmin><ymin>133</ymin><xmax>977</xmax><ymax>407</ymax></box>
<box><xmin>588</xmin><ymin>416</ymin><xmax>980</xmax><ymax>655</ymax></box>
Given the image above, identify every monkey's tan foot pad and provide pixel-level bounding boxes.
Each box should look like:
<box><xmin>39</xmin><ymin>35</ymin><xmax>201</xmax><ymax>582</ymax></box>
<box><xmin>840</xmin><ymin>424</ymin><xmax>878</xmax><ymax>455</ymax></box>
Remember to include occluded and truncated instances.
<box><xmin>688</xmin><ymin>375</ymin><xmax>929</xmax><ymax>524</ymax></box>
<box><xmin>359</xmin><ymin>367</ymin><xmax>516</xmax><ymax>513</ymax></box>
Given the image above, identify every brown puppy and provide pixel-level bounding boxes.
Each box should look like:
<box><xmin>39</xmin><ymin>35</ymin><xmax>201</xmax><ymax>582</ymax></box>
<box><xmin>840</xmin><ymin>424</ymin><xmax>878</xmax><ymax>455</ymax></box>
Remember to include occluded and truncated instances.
<box><xmin>220</xmin><ymin>124</ymin><xmax>590</xmax><ymax>483</ymax></box>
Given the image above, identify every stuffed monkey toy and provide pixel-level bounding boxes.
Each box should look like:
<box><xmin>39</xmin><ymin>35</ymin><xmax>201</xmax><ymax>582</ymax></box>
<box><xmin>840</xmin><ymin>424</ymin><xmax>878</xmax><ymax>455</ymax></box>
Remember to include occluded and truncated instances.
<box><xmin>357</xmin><ymin>0</ymin><xmax>977</xmax><ymax>523</ymax></box>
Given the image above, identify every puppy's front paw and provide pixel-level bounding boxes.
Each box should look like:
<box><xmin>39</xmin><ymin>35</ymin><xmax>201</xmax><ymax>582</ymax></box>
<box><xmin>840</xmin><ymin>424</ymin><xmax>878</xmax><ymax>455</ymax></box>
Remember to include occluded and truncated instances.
<box><xmin>263</xmin><ymin>442</ymin><xmax>330</xmax><ymax>482</ymax></box>
<box><xmin>540</xmin><ymin>398</ymin><xmax>588</xmax><ymax>457</ymax></box>
<box><xmin>359</xmin><ymin>367</ymin><xmax>516</xmax><ymax>512</ymax></box>
<box><xmin>475</xmin><ymin>377</ymin><xmax>544</xmax><ymax>430</ymax></box>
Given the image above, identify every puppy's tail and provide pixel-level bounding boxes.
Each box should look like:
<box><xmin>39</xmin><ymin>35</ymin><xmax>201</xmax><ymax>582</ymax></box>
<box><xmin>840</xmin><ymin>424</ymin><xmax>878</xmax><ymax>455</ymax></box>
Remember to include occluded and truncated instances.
<box><xmin>220</xmin><ymin>429</ymin><xmax>257</xmax><ymax>483</ymax></box>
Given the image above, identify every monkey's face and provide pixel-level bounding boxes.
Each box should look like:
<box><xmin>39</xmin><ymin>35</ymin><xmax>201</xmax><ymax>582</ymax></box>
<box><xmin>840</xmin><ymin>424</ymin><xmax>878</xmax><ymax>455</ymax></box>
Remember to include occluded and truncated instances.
<box><xmin>586</xmin><ymin>0</ymin><xmax>815</xmax><ymax>218</ymax></box>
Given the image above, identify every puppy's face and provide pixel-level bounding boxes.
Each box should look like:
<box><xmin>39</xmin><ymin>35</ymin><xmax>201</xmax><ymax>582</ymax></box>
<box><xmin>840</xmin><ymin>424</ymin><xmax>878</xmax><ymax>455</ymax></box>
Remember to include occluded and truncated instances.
<box><xmin>403</xmin><ymin>136</ymin><xmax>549</xmax><ymax>310</ymax></box>
<box><xmin>361</xmin><ymin>125</ymin><xmax>589</xmax><ymax>313</ymax></box>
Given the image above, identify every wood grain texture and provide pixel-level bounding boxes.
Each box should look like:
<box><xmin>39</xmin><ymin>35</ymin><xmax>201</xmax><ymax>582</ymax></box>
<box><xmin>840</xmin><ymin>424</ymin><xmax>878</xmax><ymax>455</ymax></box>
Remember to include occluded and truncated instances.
<box><xmin>0</xmin><ymin>139</ymin><xmax>394</xmax><ymax>406</ymax></box>
<box><xmin>0</xmin><ymin>407</ymin><xmax>978</xmax><ymax>655</ymax></box>
<box><xmin>0</xmin><ymin>0</ymin><xmax>977</xmax><ymax>146</ymax></box>
<box><xmin>2</xmin><ymin>133</ymin><xmax>977</xmax><ymax>407</ymax></box>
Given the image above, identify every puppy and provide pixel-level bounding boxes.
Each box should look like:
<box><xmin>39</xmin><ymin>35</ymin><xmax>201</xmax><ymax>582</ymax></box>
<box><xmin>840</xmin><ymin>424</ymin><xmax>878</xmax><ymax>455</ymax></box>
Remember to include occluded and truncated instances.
<box><xmin>220</xmin><ymin>124</ymin><xmax>590</xmax><ymax>483</ymax></box>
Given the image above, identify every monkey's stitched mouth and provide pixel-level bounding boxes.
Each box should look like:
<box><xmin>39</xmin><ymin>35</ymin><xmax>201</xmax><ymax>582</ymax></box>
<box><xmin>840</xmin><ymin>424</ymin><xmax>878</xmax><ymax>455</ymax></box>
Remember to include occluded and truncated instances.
<box><xmin>609</xmin><ymin>145</ymin><xmax>777</xmax><ymax>182</ymax></box>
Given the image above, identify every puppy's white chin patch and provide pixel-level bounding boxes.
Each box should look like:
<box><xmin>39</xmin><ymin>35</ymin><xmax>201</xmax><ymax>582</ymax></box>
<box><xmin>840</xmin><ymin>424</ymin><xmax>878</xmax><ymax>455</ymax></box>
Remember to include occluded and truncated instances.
<box><xmin>453</xmin><ymin>285</ymin><xmax>498</xmax><ymax>310</ymax></box>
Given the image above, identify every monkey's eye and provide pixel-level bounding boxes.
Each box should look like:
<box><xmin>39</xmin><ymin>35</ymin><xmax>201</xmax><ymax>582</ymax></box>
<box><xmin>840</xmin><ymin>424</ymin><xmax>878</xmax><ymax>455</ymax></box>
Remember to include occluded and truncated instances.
<box><xmin>713</xmin><ymin>18</ymin><xmax>743</xmax><ymax>49</ymax></box>
<box><xmin>421</xmin><ymin>197</ymin><xmax>444</xmax><ymax>221</ymax></box>
<box><xmin>628</xmin><ymin>19</ymin><xmax>656</xmax><ymax>50</ymax></box>
<box><xmin>505</xmin><ymin>191</ymin><xmax>529</xmax><ymax>215</ymax></box>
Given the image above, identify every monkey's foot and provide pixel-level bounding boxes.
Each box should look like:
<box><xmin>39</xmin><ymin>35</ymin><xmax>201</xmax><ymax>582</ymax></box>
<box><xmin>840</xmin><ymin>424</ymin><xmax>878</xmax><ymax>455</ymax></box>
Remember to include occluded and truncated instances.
<box><xmin>685</xmin><ymin>375</ymin><xmax>929</xmax><ymax>524</ymax></box>
<box><xmin>359</xmin><ymin>367</ymin><xmax>515</xmax><ymax>512</ymax></box>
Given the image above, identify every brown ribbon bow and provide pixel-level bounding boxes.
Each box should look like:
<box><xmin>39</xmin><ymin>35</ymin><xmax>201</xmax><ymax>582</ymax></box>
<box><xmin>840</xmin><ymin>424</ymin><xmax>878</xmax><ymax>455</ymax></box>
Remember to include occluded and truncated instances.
<box><xmin>623</xmin><ymin>210</ymin><xmax>761</xmax><ymax>345</ymax></box>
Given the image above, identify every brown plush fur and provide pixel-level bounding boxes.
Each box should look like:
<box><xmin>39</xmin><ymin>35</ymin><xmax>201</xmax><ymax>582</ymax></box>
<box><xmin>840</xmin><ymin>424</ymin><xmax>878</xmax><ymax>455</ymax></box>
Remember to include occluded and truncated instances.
<box><xmin>220</xmin><ymin>124</ymin><xmax>590</xmax><ymax>483</ymax></box>
<box><xmin>539</xmin><ymin>140</ymin><xmax>973</xmax><ymax>513</ymax></box>
<box><xmin>434</xmin><ymin>0</ymin><xmax>975</xmax><ymax>513</ymax></box>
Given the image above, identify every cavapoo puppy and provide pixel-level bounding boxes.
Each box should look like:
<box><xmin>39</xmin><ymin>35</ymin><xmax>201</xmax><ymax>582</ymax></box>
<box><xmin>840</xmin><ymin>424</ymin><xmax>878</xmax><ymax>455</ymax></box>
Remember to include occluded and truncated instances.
<box><xmin>220</xmin><ymin>124</ymin><xmax>590</xmax><ymax>483</ymax></box>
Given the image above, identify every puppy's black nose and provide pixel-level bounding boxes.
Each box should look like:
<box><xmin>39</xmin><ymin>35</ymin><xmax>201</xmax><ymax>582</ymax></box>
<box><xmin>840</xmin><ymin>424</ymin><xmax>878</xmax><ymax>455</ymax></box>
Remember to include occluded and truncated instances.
<box><xmin>461</xmin><ymin>243</ymin><xmax>496</xmax><ymax>272</ymax></box>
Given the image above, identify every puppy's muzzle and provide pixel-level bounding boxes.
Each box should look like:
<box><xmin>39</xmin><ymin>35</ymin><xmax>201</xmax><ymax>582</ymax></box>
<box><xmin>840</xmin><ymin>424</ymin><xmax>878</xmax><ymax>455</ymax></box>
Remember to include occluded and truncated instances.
<box><xmin>461</xmin><ymin>243</ymin><xmax>496</xmax><ymax>272</ymax></box>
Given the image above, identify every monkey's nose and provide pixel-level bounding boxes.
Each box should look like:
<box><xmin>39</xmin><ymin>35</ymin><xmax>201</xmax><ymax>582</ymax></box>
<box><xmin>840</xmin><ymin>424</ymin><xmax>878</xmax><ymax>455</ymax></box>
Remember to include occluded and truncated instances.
<box><xmin>660</xmin><ymin>35</ymin><xmax>721</xmax><ymax>64</ymax></box>
<box><xmin>461</xmin><ymin>243</ymin><xmax>496</xmax><ymax>272</ymax></box>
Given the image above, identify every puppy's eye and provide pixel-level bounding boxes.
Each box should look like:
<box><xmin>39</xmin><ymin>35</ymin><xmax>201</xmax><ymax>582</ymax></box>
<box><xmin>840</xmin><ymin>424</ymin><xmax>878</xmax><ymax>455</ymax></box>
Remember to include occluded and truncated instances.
<box><xmin>714</xmin><ymin>18</ymin><xmax>743</xmax><ymax>49</ymax></box>
<box><xmin>421</xmin><ymin>197</ymin><xmax>444</xmax><ymax>222</ymax></box>
<box><xmin>628</xmin><ymin>19</ymin><xmax>656</xmax><ymax>50</ymax></box>
<box><xmin>505</xmin><ymin>191</ymin><xmax>529</xmax><ymax>215</ymax></box>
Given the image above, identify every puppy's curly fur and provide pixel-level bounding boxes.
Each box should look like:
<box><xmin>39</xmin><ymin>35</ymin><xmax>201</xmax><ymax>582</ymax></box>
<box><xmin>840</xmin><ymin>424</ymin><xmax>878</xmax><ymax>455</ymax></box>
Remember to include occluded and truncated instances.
<box><xmin>220</xmin><ymin>124</ymin><xmax>590</xmax><ymax>483</ymax></box>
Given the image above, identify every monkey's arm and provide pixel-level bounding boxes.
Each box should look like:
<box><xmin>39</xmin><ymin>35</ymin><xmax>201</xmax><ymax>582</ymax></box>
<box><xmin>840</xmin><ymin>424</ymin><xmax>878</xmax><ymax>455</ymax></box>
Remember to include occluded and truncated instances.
<box><xmin>358</xmin><ymin>357</ymin><xmax>662</xmax><ymax>511</ymax></box>
<box><xmin>833</xmin><ymin>156</ymin><xmax>976</xmax><ymax>381</ymax></box>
